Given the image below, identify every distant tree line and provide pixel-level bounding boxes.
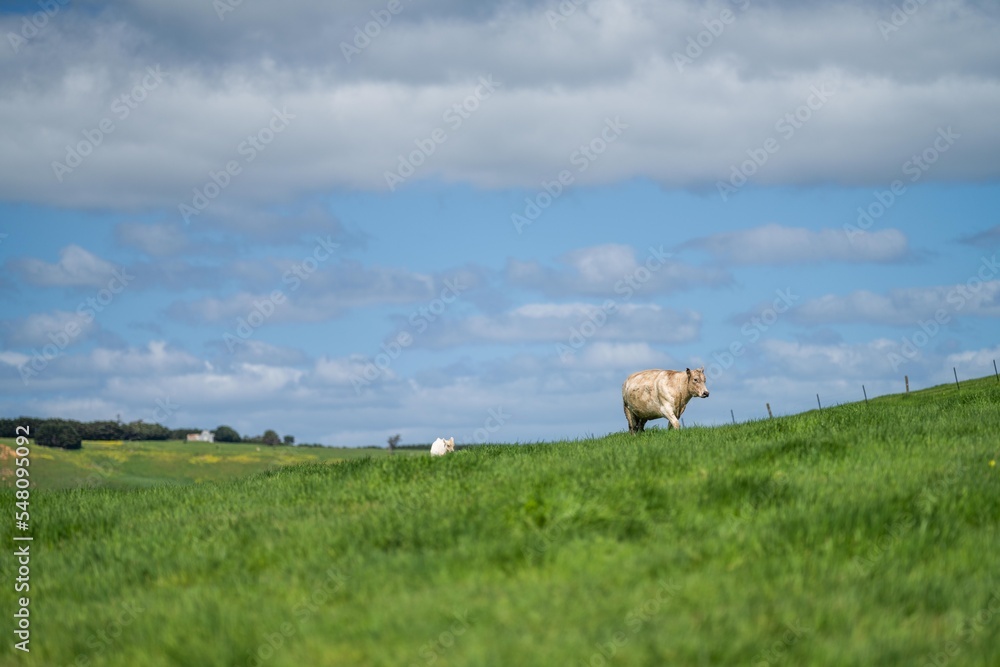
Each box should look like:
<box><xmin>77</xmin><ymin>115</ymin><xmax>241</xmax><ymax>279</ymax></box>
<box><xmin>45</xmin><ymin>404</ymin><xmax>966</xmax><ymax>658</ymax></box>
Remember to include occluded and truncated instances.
<box><xmin>0</xmin><ymin>417</ymin><xmax>293</xmax><ymax>449</ymax></box>
<box><xmin>230</xmin><ymin>428</ymin><xmax>293</xmax><ymax>446</ymax></box>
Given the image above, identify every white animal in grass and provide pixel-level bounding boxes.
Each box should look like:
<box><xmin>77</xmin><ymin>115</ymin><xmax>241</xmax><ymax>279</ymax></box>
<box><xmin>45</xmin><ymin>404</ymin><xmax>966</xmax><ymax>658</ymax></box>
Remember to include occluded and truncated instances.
<box><xmin>430</xmin><ymin>437</ymin><xmax>455</xmax><ymax>456</ymax></box>
<box><xmin>622</xmin><ymin>367</ymin><xmax>710</xmax><ymax>433</ymax></box>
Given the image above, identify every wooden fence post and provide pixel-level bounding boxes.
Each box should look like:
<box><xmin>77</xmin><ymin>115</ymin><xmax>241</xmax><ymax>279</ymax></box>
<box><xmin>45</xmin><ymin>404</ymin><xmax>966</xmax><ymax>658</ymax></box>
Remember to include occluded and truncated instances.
<box><xmin>816</xmin><ymin>394</ymin><xmax>821</xmax><ymax>409</ymax></box>
<box><xmin>953</xmin><ymin>367</ymin><xmax>960</xmax><ymax>391</ymax></box>
<box><xmin>905</xmin><ymin>375</ymin><xmax>909</xmax><ymax>393</ymax></box>
<box><xmin>862</xmin><ymin>385</ymin><xmax>868</xmax><ymax>405</ymax></box>
<box><xmin>730</xmin><ymin>409</ymin><xmax>735</xmax><ymax>425</ymax></box>
<box><xmin>766</xmin><ymin>403</ymin><xmax>773</xmax><ymax>419</ymax></box>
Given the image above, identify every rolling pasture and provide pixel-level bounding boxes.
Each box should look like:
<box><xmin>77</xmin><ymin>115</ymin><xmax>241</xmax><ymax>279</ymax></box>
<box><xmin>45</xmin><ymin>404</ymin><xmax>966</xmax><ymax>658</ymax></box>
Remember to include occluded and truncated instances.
<box><xmin>0</xmin><ymin>438</ymin><xmax>402</xmax><ymax>491</ymax></box>
<box><xmin>2</xmin><ymin>377</ymin><xmax>999</xmax><ymax>666</ymax></box>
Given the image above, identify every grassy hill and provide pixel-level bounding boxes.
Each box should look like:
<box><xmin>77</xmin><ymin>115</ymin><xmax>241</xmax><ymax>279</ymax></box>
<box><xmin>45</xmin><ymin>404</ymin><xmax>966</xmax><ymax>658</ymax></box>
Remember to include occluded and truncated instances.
<box><xmin>2</xmin><ymin>377</ymin><xmax>999</xmax><ymax>666</ymax></box>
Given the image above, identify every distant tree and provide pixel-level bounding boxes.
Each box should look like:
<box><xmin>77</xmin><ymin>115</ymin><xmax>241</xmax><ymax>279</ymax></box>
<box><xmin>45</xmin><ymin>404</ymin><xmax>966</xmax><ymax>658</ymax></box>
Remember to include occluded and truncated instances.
<box><xmin>0</xmin><ymin>419</ymin><xmax>17</xmax><ymax>438</ymax></box>
<box><xmin>79</xmin><ymin>420</ymin><xmax>124</xmax><ymax>441</ymax></box>
<box><xmin>0</xmin><ymin>417</ymin><xmax>42</xmax><ymax>438</ymax></box>
<box><xmin>121</xmin><ymin>420</ymin><xmax>171</xmax><ymax>441</ymax></box>
<box><xmin>35</xmin><ymin>420</ymin><xmax>82</xmax><ymax>449</ymax></box>
<box><xmin>146</xmin><ymin>423</ymin><xmax>171</xmax><ymax>440</ymax></box>
<box><xmin>214</xmin><ymin>425</ymin><xmax>241</xmax><ymax>443</ymax></box>
<box><xmin>262</xmin><ymin>429</ymin><xmax>281</xmax><ymax>446</ymax></box>
<box><xmin>122</xmin><ymin>420</ymin><xmax>142</xmax><ymax>441</ymax></box>
<box><xmin>387</xmin><ymin>434</ymin><xmax>401</xmax><ymax>454</ymax></box>
<box><xmin>283</xmin><ymin>435</ymin><xmax>294</xmax><ymax>445</ymax></box>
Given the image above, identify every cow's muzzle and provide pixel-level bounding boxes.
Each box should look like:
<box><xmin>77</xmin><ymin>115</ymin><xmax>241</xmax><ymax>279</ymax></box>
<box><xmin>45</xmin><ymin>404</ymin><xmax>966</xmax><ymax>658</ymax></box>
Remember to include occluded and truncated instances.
<box><xmin>701</xmin><ymin>391</ymin><xmax>710</xmax><ymax>398</ymax></box>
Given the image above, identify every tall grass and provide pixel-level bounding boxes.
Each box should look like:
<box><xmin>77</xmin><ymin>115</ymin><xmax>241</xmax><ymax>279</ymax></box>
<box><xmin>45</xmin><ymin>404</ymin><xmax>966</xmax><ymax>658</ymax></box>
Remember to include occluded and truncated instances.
<box><xmin>1</xmin><ymin>377</ymin><xmax>998</xmax><ymax>666</ymax></box>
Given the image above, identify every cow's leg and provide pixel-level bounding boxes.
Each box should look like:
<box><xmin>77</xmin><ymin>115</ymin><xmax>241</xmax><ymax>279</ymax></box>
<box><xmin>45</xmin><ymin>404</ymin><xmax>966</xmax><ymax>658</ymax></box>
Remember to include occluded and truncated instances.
<box><xmin>662</xmin><ymin>408</ymin><xmax>680</xmax><ymax>430</ymax></box>
<box><xmin>624</xmin><ymin>402</ymin><xmax>641</xmax><ymax>434</ymax></box>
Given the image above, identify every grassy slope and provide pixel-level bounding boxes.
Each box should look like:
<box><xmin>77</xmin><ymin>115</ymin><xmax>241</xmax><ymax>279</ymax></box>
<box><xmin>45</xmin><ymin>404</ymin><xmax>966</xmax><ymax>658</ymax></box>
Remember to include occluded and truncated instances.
<box><xmin>2</xmin><ymin>378</ymin><xmax>999</xmax><ymax>666</ymax></box>
<box><xmin>0</xmin><ymin>439</ymin><xmax>405</xmax><ymax>491</ymax></box>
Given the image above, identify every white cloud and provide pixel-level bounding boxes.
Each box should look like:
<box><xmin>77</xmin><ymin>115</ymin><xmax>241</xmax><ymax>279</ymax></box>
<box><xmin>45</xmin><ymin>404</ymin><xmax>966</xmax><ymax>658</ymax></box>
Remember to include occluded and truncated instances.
<box><xmin>115</xmin><ymin>222</ymin><xmax>190</xmax><ymax>256</ymax></box>
<box><xmin>792</xmin><ymin>281</ymin><xmax>1000</xmax><ymax>326</ymax></box>
<box><xmin>0</xmin><ymin>351</ymin><xmax>30</xmax><ymax>367</ymax></box>
<box><xmin>0</xmin><ymin>310</ymin><xmax>98</xmax><ymax>348</ymax></box>
<box><xmin>104</xmin><ymin>362</ymin><xmax>304</xmax><ymax>407</ymax></box>
<box><xmin>570</xmin><ymin>341</ymin><xmax>672</xmax><ymax>370</ymax></box>
<box><xmin>416</xmin><ymin>302</ymin><xmax>702</xmax><ymax>347</ymax></box>
<box><xmin>312</xmin><ymin>354</ymin><xmax>394</xmax><ymax>386</ymax></box>
<box><xmin>945</xmin><ymin>345</ymin><xmax>1000</xmax><ymax>371</ymax></box>
<box><xmin>214</xmin><ymin>339</ymin><xmax>310</xmax><ymax>367</ymax></box>
<box><xmin>507</xmin><ymin>243</ymin><xmax>730</xmax><ymax>297</ymax></box>
<box><xmin>682</xmin><ymin>224</ymin><xmax>910</xmax><ymax>265</ymax></box>
<box><xmin>89</xmin><ymin>340</ymin><xmax>201</xmax><ymax>375</ymax></box>
<box><xmin>754</xmin><ymin>338</ymin><xmax>901</xmax><ymax>378</ymax></box>
<box><xmin>1</xmin><ymin>2</ymin><xmax>998</xmax><ymax>208</ymax></box>
<box><xmin>166</xmin><ymin>260</ymin><xmax>484</xmax><ymax>324</ymax></box>
<box><xmin>9</xmin><ymin>245</ymin><xmax>119</xmax><ymax>287</ymax></box>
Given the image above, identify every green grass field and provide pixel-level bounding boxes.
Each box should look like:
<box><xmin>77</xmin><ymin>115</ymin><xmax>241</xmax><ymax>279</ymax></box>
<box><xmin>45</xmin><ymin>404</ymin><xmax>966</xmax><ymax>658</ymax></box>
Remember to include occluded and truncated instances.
<box><xmin>0</xmin><ymin>439</ymin><xmax>408</xmax><ymax>491</ymax></box>
<box><xmin>2</xmin><ymin>377</ymin><xmax>999</xmax><ymax>666</ymax></box>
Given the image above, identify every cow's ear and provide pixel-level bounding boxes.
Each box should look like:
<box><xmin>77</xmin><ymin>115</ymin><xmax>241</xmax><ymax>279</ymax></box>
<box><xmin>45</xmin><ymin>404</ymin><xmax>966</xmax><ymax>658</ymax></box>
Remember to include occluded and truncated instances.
<box><xmin>686</xmin><ymin>368</ymin><xmax>691</xmax><ymax>377</ymax></box>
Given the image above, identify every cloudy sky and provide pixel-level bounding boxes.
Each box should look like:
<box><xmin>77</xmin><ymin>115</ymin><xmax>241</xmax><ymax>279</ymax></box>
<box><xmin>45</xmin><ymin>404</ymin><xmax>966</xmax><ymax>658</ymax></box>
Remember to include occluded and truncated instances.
<box><xmin>1</xmin><ymin>0</ymin><xmax>998</xmax><ymax>446</ymax></box>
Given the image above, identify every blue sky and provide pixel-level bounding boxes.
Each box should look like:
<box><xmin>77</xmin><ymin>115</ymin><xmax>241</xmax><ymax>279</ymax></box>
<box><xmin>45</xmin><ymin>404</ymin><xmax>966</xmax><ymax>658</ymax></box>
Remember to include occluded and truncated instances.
<box><xmin>1</xmin><ymin>0</ymin><xmax>998</xmax><ymax>446</ymax></box>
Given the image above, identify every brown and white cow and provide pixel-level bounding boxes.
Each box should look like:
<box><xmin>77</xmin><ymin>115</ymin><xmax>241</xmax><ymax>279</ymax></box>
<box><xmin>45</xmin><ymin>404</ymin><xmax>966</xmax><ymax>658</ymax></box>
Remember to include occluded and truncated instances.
<box><xmin>622</xmin><ymin>367</ymin><xmax>710</xmax><ymax>433</ymax></box>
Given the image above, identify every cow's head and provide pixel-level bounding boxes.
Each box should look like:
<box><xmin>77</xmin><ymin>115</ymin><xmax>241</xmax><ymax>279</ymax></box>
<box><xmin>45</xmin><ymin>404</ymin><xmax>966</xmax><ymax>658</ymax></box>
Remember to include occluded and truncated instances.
<box><xmin>686</xmin><ymin>367</ymin><xmax>710</xmax><ymax>398</ymax></box>
<box><xmin>444</xmin><ymin>437</ymin><xmax>455</xmax><ymax>453</ymax></box>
